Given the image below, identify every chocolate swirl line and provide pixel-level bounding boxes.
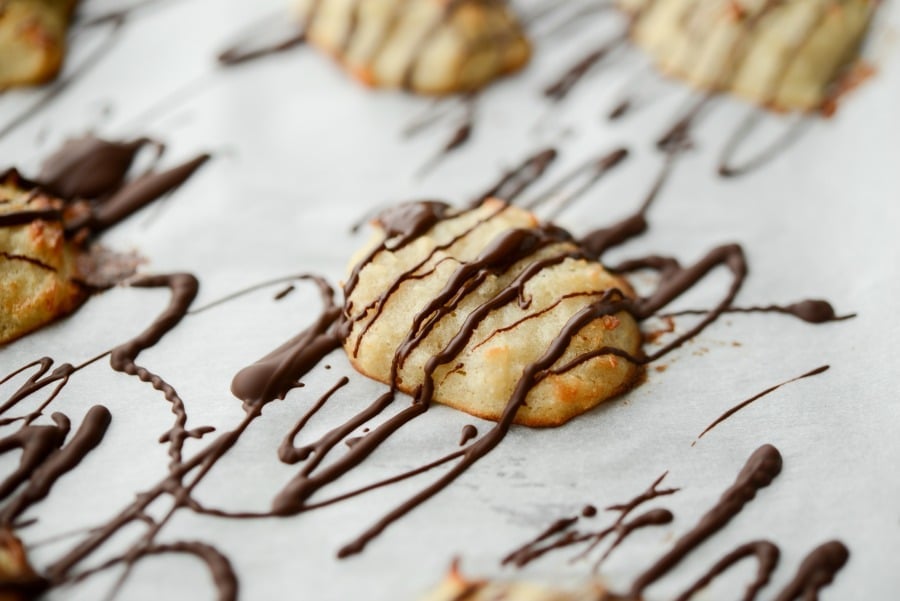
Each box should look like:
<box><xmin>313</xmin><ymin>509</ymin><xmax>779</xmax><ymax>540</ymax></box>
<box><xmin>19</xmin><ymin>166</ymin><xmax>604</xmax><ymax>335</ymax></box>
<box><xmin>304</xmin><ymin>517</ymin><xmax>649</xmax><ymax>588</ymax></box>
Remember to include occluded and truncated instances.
<box><xmin>470</xmin><ymin>147</ymin><xmax>558</xmax><ymax>208</ymax></box>
<box><xmin>673</xmin><ymin>540</ymin><xmax>780</xmax><ymax>601</ymax></box>
<box><xmin>544</xmin><ymin>32</ymin><xmax>627</xmax><ymax>102</ymax></box>
<box><xmin>663</xmin><ymin>299</ymin><xmax>855</xmax><ymax>325</ymax></box>
<box><xmin>109</xmin><ymin>274</ymin><xmax>213</xmax><ymax>466</ymax></box>
<box><xmin>629</xmin><ymin>444</ymin><xmax>783</xmax><ymax>596</ymax></box>
<box><xmin>0</xmin><ymin>210</ymin><xmax>63</xmax><ymax>229</ymax></box>
<box><xmin>694</xmin><ymin>365</ymin><xmax>830</xmax><ymax>444</ymax></box>
<box><xmin>37</xmin><ymin>136</ymin><xmax>157</xmax><ymax>200</ymax></box>
<box><xmin>0</xmin><ymin>406</ymin><xmax>112</xmax><ymax>525</ymax></box>
<box><xmin>501</xmin><ymin>472</ymin><xmax>677</xmax><ymax>568</ymax></box>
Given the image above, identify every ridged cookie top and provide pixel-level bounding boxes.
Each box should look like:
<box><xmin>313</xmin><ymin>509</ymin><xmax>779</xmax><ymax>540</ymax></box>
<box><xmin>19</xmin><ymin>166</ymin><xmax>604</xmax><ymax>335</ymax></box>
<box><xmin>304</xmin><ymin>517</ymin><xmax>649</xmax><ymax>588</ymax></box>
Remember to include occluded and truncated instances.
<box><xmin>296</xmin><ymin>0</ymin><xmax>531</xmax><ymax>94</ymax></box>
<box><xmin>343</xmin><ymin>199</ymin><xmax>642</xmax><ymax>427</ymax></box>
<box><xmin>621</xmin><ymin>0</ymin><xmax>876</xmax><ymax>111</ymax></box>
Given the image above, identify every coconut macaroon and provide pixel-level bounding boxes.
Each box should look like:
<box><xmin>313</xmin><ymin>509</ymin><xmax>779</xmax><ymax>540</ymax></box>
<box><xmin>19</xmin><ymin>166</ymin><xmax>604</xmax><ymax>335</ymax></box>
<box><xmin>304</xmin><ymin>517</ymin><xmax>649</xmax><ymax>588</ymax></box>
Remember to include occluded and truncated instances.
<box><xmin>343</xmin><ymin>199</ymin><xmax>641</xmax><ymax>427</ymax></box>
<box><xmin>619</xmin><ymin>0</ymin><xmax>876</xmax><ymax>111</ymax></box>
<box><xmin>0</xmin><ymin>171</ymin><xmax>85</xmax><ymax>344</ymax></box>
<box><xmin>0</xmin><ymin>0</ymin><xmax>79</xmax><ymax>89</ymax></box>
<box><xmin>419</xmin><ymin>565</ymin><xmax>605</xmax><ymax>601</ymax></box>
<box><xmin>296</xmin><ymin>0</ymin><xmax>531</xmax><ymax>94</ymax></box>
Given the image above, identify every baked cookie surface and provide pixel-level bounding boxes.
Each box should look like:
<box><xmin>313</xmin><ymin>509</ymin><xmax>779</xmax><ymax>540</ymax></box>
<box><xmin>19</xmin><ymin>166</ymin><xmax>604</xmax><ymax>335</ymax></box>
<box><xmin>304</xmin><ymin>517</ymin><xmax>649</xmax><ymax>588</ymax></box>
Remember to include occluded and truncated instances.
<box><xmin>0</xmin><ymin>170</ymin><xmax>85</xmax><ymax>344</ymax></box>
<box><xmin>0</xmin><ymin>0</ymin><xmax>78</xmax><ymax>89</ymax></box>
<box><xmin>343</xmin><ymin>199</ymin><xmax>641</xmax><ymax>427</ymax></box>
<box><xmin>419</xmin><ymin>568</ymin><xmax>603</xmax><ymax>601</ymax></box>
<box><xmin>620</xmin><ymin>0</ymin><xmax>876</xmax><ymax>111</ymax></box>
<box><xmin>296</xmin><ymin>0</ymin><xmax>531</xmax><ymax>94</ymax></box>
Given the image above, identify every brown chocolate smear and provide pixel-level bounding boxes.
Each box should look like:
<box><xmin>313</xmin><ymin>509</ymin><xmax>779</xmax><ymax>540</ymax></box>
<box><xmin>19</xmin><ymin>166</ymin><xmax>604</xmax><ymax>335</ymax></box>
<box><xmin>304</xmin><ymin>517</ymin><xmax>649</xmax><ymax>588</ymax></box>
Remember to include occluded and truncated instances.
<box><xmin>664</xmin><ymin>299</ymin><xmax>854</xmax><ymax>324</ymax></box>
<box><xmin>629</xmin><ymin>445</ymin><xmax>782</xmax><ymax>596</ymax></box>
<box><xmin>68</xmin><ymin>153</ymin><xmax>210</xmax><ymax>235</ymax></box>
<box><xmin>37</xmin><ymin>136</ymin><xmax>156</xmax><ymax>200</ymax></box>
<box><xmin>232</xmin><ymin>276</ymin><xmax>343</xmax><ymax>410</ymax></box>
<box><xmin>502</xmin><ymin>472</ymin><xmax>677</xmax><ymax>569</ymax></box>
<box><xmin>544</xmin><ymin>33</ymin><xmax>627</xmax><ymax>102</ymax></box>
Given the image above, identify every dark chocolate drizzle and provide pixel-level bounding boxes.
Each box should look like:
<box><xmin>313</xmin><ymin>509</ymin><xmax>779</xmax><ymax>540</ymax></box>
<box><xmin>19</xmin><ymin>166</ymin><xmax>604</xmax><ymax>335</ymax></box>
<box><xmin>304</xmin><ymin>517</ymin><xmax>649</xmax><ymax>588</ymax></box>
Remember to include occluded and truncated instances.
<box><xmin>664</xmin><ymin>299</ymin><xmax>855</xmax><ymax>324</ymax></box>
<box><xmin>544</xmin><ymin>33</ymin><xmax>627</xmax><ymax>103</ymax></box>
<box><xmin>629</xmin><ymin>445</ymin><xmax>783</xmax><ymax>596</ymax></box>
<box><xmin>502</xmin><ymin>445</ymin><xmax>847</xmax><ymax>601</ymax></box>
<box><xmin>772</xmin><ymin>541</ymin><xmax>849</xmax><ymax>601</ymax></box>
<box><xmin>4</xmin><ymin>134</ymin><xmax>210</xmax><ymax>240</ymax></box>
<box><xmin>471</xmin><ymin>147</ymin><xmax>558</xmax><ymax>207</ymax></box>
<box><xmin>37</xmin><ymin>136</ymin><xmax>156</xmax><ymax>200</ymax></box>
<box><xmin>502</xmin><ymin>472</ymin><xmax>677</xmax><ymax>569</ymax></box>
<box><xmin>695</xmin><ymin>365</ymin><xmax>829</xmax><ymax>444</ymax></box>
<box><xmin>217</xmin><ymin>11</ymin><xmax>306</xmax><ymax>66</ymax></box>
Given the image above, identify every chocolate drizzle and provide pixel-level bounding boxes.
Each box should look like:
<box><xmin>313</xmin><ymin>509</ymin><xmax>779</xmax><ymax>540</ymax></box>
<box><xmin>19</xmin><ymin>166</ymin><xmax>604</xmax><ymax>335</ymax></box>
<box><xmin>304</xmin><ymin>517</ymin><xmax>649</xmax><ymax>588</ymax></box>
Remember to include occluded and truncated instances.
<box><xmin>37</xmin><ymin>136</ymin><xmax>157</xmax><ymax>200</ymax></box>
<box><xmin>665</xmin><ymin>299</ymin><xmax>855</xmax><ymax>325</ymax></box>
<box><xmin>773</xmin><ymin>541</ymin><xmax>849</xmax><ymax>601</ymax></box>
<box><xmin>672</xmin><ymin>540</ymin><xmax>779</xmax><ymax>601</ymax></box>
<box><xmin>4</xmin><ymin>134</ymin><xmax>210</xmax><ymax>240</ymax></box>
<box><xmin>629</xmin><ymin>445</ymin><xmax>783</xmax><ymax>596</ymax></box>
<box><xmin>217</xmin><ymin>11</ymin><xmax>306</xmax><ymax>66</ymax></box>
<box><xmin>501</xmin><ymin>446</ymin><xmax>848</xmax><ymax>601</ymax></box>
<box><xmin>502</xmin><ymin>472</ymin><xmax>678</xmax><ymax>569</ymax></box>
<box><xmin>695</xmin><ymin>365</ymin><xmax>830</xmax><ymax>444</ymax></box>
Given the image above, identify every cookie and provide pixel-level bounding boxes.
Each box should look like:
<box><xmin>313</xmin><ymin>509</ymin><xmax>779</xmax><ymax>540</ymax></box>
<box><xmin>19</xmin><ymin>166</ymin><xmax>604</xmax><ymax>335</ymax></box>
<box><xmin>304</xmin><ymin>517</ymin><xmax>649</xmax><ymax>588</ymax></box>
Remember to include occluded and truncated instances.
<box><xmin>0</xmin><ymin>171</ymin><xmax>85</xmax><ymax>344</ymax></box>
<box><xmin>296</xmin><ymin>0</ymin><xmax>531</xmax><ymax>94</ymax></box>
<box><xmin>419</xmin><ymin>566</ymin><xmax>603</xmax><ymax>601</ymax></box>
<box><xmin>620</xmin><ymin>0</ymin><xmax>876</xmax><ymax>111</ymax></box>
<box><xmin>343</xmin><ymin>199</ymin><xmax>641</xmax><ymax>427</ymax></box>
<box><xmin>0</xmin><ymin>0</ymin><xmax>78</xmax><ymax>89</ymax></box>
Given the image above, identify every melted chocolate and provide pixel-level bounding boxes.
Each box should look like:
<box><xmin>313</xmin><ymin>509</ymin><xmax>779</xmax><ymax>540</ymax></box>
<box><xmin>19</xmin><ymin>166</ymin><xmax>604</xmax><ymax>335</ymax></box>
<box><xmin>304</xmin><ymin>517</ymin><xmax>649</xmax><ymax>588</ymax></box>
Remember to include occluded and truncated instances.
<box><xmin>773</xmin><ymin>541</ymin><xmax>849</xmax><ymax>601</ymax></box>
<box><xmin>66</xmin><ymin>153</ymin><xmax>210</xmax><ymax>235</ymax></box>
<box><xmin>629</xmin><ymin>445</ymin><xmax>783</xmax><ymax>596</ymax></box>
<box><xmin>471</xmin><ymin>148</ymin><xmax>558</xmax><ymax>207</ymax></box>
<box><xmin>217</xmin><ymin>11</ymin><xmax>306</xmax><ymax>66</ymax></box>
<box><xmin>695</xmin><ymin>365</ymin><xmax>829</xmax><ymax>443</ymax></box>
<box><xmin>665</xmin><ymin>300</ymin><xmax>855</xmax><ymax>324</ymax></box>
<box><xmin>38</xmin><ymin>136</ymin><xmax>157</xmax><ymax>200</ymax></box>
<box><xmin>544</xmin><ymin>33</ymin><xmax>627</xmax><ymax>102</ymax></box>
<box><xmin>458</xmin><ymin>425</ymin><xmax>478</xmax><ymax>446</ymax></box>
<box><xmin>502</xmin><ymin>472</ymin><xmax>677</xmax><ymax>568</ymax></box>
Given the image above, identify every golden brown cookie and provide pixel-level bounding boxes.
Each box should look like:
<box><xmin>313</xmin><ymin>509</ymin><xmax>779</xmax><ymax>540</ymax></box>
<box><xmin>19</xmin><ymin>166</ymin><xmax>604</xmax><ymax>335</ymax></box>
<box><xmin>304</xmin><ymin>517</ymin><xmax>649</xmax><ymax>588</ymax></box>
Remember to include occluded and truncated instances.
<box><xmin>343</xmin><ymin>199</ymin><xmax>641</xmax><ymax>427</ymax></box>
<box><xmin>296</xmin><ymin>0</ymin><xmax>531</xmax><ymax>94</ymax></box>
<box><xmin>0</xmin><ymin>171</ymin><xmax>85</xmax><ymax>344</ymax></box>
<box><xmin>0</xmin><ymin>0</ymin><xmax>79</xmax><ymax>89</ymax></box>
<box><xmin>419</xmin><ymin>565</ymin><xmax>605</xmax><ymax>601</ymax></box>
<box><xmin>620</xmin><ymin>0</ymin><xmax>876</xmax><ymax>111</ymax></box>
